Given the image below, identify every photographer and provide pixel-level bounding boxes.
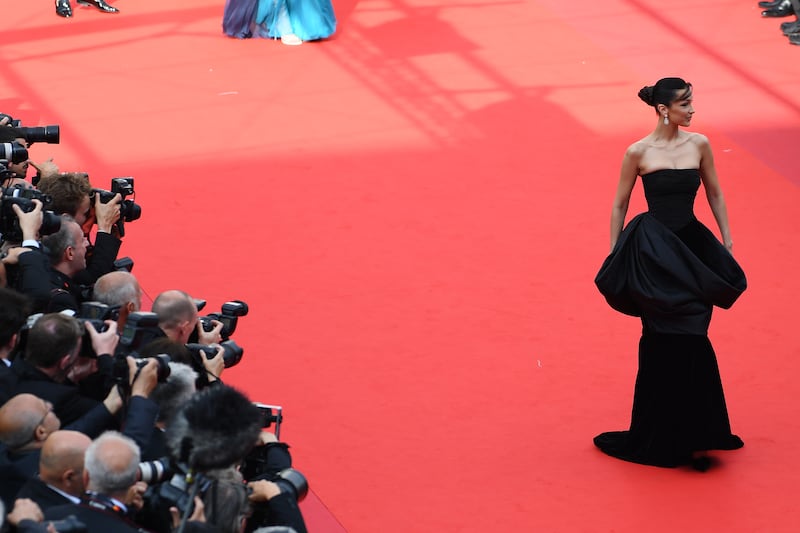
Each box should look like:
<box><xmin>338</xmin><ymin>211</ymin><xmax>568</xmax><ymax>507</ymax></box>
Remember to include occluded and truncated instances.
<box><xmin>0</xmin><ymin>288</ymin><xmax>31</xmax><ymax>405</ymax></box>
<box><xmin>152</xmin><ymin>290</ymin><xmax>224</xmax><ymax>346</ymax></box>
<box><xmin>37</xmin><ymin>172</ymin><xmax>123</xmax><ymax>286</ymax></box>
<box><xmin>44</xmin><ymin>431</ymin><xmax>156</xmax><ymax>532</ymax></box>
<box><xmin>10</xmin><ymin>313</ymin><xmax>160</xmax><ymax>453</ymax></box>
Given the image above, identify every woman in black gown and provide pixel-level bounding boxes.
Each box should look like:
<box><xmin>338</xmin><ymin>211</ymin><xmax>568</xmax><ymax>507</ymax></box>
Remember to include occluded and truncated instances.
<box><xmin>594</xmin><ymin>78</ymin><xmax>747</xmax><ymax>469</ymax></box>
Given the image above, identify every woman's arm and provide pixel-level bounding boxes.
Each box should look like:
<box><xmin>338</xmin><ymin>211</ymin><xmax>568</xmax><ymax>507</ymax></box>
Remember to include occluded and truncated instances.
<box><xmin>697</xmin><ymin>134</ymin><xmax>733</xmax><ymax>252</ymax></box>
<box><xmin>610</xmin><ymin>145</ymin><xmax>641</xmax><ymax>252</ymax></box>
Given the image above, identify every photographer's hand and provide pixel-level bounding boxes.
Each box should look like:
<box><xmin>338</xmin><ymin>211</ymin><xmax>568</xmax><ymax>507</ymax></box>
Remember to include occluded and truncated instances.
<box><xmin>1</xmin><ymin>246</ymin><xmax>32</xmax><ymax>266</ymax></box>
<box><xmin>94</xmin><ymin>192</ymin><xmax>121</xmax><ymax>234</ymax></box>
<box><xmin>129</xmin><ymin>357</ymin><xmax>159</xmax><ymax>399</ymax></box>
<box><xmin>6</xmin><ymin>498</ymin><xmax>44</xmax><ymax>526</ymax></box>
<box><xmin>29</xmin><ymin>159</ymin><xmax>60</xmax><ymax>181</ymax></box>
<box><xmin>196</xmin><ymin>318</ymin><xmax>223</xmax><ymax>345</ymax></box>
<box><xmin>11</xmin><ymin>199</ymin><xmax>43</xmax><ymax>241</ymax></box>
<box><xmin>170</xmin><ymin>496</ymin><xmax>207</xmax><ymax>528</ymax></box>
<box><xmin>102</xmin><ymin>381</ymin><xmax>124</xmax><ymax>414</ymax></box>
<box><xmin>86</xmin><ymin>320</ymin><xmax>119</xmax><ymax>357</ymax></box>
<box><xmin>258</xmin><ymin>430</ymin><xmax>279</xmax><ymax>445</ymax></box>
<box><xmin>202</xmin><ymin>343</ymin><xmax>225</xmax><ymax>383</ymax></box>
<box><xmin>66</xmin><ymin>355</ymin><xmax>98</xmax><ymax>384</ymax></box>
<box><xmin>248</xmin><ymin>480</ymin><xmax>282</xmax><ymax>502</ymax></box>
<box><xmin>125</xmin><ymin>481</ymin><xmax>148</xmax><ymax>511</ymax></box>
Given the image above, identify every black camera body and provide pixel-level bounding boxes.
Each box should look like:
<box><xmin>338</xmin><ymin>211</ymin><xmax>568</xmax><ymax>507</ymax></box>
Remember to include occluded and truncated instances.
<box><xmin>118</xmin><ymin>311</ymin><xmax>163</xmax><ymax>356</ymax></box>
<box><xmin>0</xmin><ymin>185</ymin><xmax>62</xmax><ymax>242</ymax></box>
<box><xmin>0</xmin><ymin>141</ymin><xmax>28</xmax><ymax>164</ymax></box>
<box><xmin>141</xmin><ymin>461</ymin><xmax>213</xmax><ymax>526</ymax></box>
<box><xmin>0</xmin><ymin>114</ymin><xmax>60</xmax><ymax>144</ymax></box>
<box><xmin>92</xmin><ymin>177</ymin><xmax>141</xmax><ymax>237</ymax></box>
<box><xmin>185</xmin><ymin>339</ymin><xmax>244</xmax><ymax>369</ymax></box>
<box><xmin>112</xmin><ymin>353</ymin><xmax>171</xmax><ymax>392</ymax></box>
<box><xmin>199</xmin><ymin>300</ymin><xmax>249</xmax><ymax>341</ymax></box>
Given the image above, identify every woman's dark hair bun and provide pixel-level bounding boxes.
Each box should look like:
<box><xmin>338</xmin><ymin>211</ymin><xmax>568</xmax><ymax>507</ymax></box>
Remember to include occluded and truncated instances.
<box><xmin>638</xmin><ymin>86</ymin><xmax>655</xmax><ymax>106</ymax></box>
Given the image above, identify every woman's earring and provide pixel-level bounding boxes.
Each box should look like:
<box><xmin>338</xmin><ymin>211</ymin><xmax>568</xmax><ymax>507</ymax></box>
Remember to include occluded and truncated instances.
<box><xmin>663</xmin><ymin>114</ymin><xmax>669</xmax><ymax>125</ymax></box>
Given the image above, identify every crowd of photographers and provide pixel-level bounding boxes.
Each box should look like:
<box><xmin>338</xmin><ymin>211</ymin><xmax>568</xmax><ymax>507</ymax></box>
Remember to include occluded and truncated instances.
<box><xmin>0</xmin><ymin>114</ymin><xmax>307</xmax><ymax>533</ymax></box>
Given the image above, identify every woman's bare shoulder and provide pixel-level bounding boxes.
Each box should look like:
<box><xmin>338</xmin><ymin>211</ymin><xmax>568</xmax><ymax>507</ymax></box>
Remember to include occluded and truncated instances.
<box><xmin>624</xmin><ymin>139</ymin><xmax>649</xmax><ymax>159</ymax></box>
<box><xmin>686</xmin><ymin>131</ymin><xmax>710</xmax><ymax>146</ymax></box>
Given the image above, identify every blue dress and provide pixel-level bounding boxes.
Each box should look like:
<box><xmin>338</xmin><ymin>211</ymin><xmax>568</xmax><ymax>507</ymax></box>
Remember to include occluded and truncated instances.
<box><xmin>593</xmin><ymin>169</ymin><xmax>747</xmax><ymax>468</ymax></box>
<box><xmin>223</xmin><ymin>0</ymin><xmax>336</xmax><ymax>41</ymax></box>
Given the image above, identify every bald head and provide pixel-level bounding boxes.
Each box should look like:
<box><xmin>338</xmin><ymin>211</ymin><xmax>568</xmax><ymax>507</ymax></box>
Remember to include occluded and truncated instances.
<box><xmin>0</xmin><ymin>394</ymin><xmax>60</xmax><ymax>450</ymax></box>
<box><xmin>152</xmin><ymin>290</ymin><xmax>197</xmax><ymax>344</ymax></box>
<box><xmin>93</xmin><ymin>271</ymin><xmax>142</xmax><ymax>312</ymax></box>
<box><xmin>39</xmin><ymin>430</ymin><xmax>92</xmax><ymax>495</ymax></box>
<box><xmin>84</xmin><ymin>431</ymin><xmax>140</xmax><ymax>497</ymax></box>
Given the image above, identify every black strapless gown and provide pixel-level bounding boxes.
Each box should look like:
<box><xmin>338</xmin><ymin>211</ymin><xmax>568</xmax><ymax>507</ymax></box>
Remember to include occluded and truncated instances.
<box><xmin>594</xmin><ymin>169</ymin><xmax>747</xmax><ymax>467</ymax></box>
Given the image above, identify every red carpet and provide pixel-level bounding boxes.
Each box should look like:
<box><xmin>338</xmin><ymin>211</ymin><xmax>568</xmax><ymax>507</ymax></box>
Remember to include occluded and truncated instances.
<box><xmin>3</xmin><ymin>1</ymin><xmax>799</xmax><ymax>531</ymax></box>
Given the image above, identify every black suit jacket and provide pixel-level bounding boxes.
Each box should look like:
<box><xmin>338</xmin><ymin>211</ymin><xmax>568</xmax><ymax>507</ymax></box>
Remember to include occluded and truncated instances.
<box><xmin>16</xmin><ymin>477</ymin><xmax>74</xmax><ymax>511</ymax></box>
<box><xmin>0</xmin><ymin>360</ymin><xmax>17</xmax><ymax>406</ymax></box>
<box><xmin>73</xmin><ymin>231</ymin><xmax>123</xmax><ymax>287</ymax></box>
<box><xmin>46</xmin><ymin>501</ymin><xmax>147</xmax><ymax>533</ymax></box>
<box><xmin>12</xmin><ymin>360</ymin><xmax>100</xmax><ymax>427</ymax></box>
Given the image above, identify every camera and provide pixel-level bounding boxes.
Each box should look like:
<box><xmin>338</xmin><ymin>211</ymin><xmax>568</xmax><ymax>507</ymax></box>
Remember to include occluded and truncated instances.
<box><xmin>0</xmin><ymin>185</ymin><xmax>62</xmax><ymax>242</ymax></box>
<box><xmin>112</xmin><ymin>353</ymin><xmax>171</xmax><ymax>390</ymax></box>
<box><xmin>0</xmin><ymin>114</ymin><xmax>60</xmax><ymax>144</ymax></box>
<box><xmin>199</xmin><ymin>300</ymin><xmax>249</xmax><ymax>341</ymax></box>
<box><xmin>18</xmin><ymin>124</ymin><xmax>60</xmax><ymax>145</ymax></box>
<box><xmin>0</xmin><ymin>141</ymin><xmax>28</xmax><ymax>164</ymax></box>
<box><xmin>91</xmin><ymin>177</ymin><xmax>142</xmax><ymax>237</ymax></box>
<box><xmin>118</xmin><ymin>311</ymin><xmax>163</xmax><ymax>356</ymax></box>
<box><xmin>254</xmin><ymin>403</ymin><xmax>283</xmax><ymax>438</ymax></box>
<box><xmin>138</xmin><ymin>456</ymin><xmax>175</xmax><ymax>484</ymax></box>
<box><xmin>185</xmin><ymin>339</ymin><xmax>244</xmax><ymax>369</ymax></box>
<box><xmin>74</xmin><ymin>301</ymin><xmax>120</xmax><ymax>358</ymax></box>
<box><xmin>142</xmin><ymin>461</ymin><xmax>213</xmax><ymax>520</ymax></box>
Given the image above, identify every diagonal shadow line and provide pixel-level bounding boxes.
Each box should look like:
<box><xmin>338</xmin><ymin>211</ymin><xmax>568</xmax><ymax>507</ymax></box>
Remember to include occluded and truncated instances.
<box><xmin>625</xmin><ymin>0</ymin><xmax>800</xmax><ymax>116</ymax></box>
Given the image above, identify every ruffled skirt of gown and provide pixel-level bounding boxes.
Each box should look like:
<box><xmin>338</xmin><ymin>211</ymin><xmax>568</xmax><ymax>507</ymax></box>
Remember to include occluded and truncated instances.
<box><xmin>593</xmin><ymin>214</ymin><xmax>746</xmax><ymax>467</ymax></box>
<box><xmin>223</xmin><ymin>0</ymin><xmax>336</xmax><ymax>41</ymax></box>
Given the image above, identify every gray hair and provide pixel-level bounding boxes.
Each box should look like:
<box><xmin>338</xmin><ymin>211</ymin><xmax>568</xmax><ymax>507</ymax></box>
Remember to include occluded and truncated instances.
<box><xmin>150</xmin><ymin>362</ymin><xmax>197</xmax><ymax>425</ymax></box>
<box><xmin>42</xmin><ymin>215</ymin><xmax>78</xmax><ymax>266</ymax></box>
<box><xmin>93</xmin><ymin>271</ymin><xmax>141</xmax><ymax>311</ymax></box>
<box><xmin>84</xmin><ymin>431</ymin><xmax>140</xmax><ymax>495</ymax></box>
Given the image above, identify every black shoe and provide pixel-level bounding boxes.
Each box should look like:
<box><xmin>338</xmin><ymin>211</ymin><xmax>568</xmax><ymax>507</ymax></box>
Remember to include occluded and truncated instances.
<box><xmin>759</xmin><ymin>0</ymin><xmax>783</xmax><ymax>7</ymax></box>
<box><xmin>762</xmin><ymin>0</ymin><xmax>795</xmax><ymax>17</ymax></box>
<box><xmin>55</xmin><ymin>0</ymin><xmax>72</xmax><ymax>17</ymax></box>
<box><xmin>76</xmin><ymin>0</ymin><xmax>119</xmax><ymax>13</ymax></box>
<box><xmin>788</xmin><ymin>32</ymin><xmax>800</xmax><ymax>44</ymax></box>
<box><xmin>782</xmin><ymin>20</ymin><xmax>800</xmax><ymax>33</ymax></box>
<box><xmin>781</xmin><ymin>17</ymin><xmax>799</xmax><ymax>29</ymax></box>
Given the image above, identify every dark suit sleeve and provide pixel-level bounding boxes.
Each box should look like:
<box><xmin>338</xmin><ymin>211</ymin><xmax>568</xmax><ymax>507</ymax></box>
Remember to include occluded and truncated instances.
<box><xmin>14</xmin><ymin>249</ymin><xmax>53</xmax><ymax>312</ymax></box>
<box><xmin>121</xmin><ymin>395</ymin><xmax>159</xmax><ymax>452</ymax></box>
<box><xmin>64</xmin><ymin>403</ymin><xmax>117</xmax><ymax>438</ymax></box>
<box><xmin>264</xmin><ymin>492</ymin><xmax>308</xmax><ymax>533</ymax></box>
<box><xmin>74</xmin><ymin>231</ymin><xmax>122</xmax><ymax>286</ymax></box>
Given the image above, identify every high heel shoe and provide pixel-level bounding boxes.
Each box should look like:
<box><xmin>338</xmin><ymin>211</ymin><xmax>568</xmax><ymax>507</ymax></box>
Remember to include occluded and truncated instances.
<box><xmin>76</xmin><ymin>0</ymin><xmax>119</xmax><ymax>13</ymax></box>
<box><xmin>758</xmin><ymin>0</ymin><xmax>783</xmax><ymax>7</ymax></box>
<box><xmin>762</xmin><ymin>0</ymin><xmax>795</xmax><ymax>17</ymax></box>
<box><xmin>782</xmin><ymin>20</ymin><xmax>800</xmax><ymax>34</ymax></box>
<box><xmin>55</xmin><ymin>0</ymin><xmax>73</xmax><ymax>17</ymax></box>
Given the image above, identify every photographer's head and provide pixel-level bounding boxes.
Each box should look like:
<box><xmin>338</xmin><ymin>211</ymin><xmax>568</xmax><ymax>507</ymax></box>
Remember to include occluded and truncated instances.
<box><xmin>84</xmin><ymin>431</ymin><xmax>140</xmax><ymax>499</ymax></box>
<box><xmin>37</xmin><ymin>172</ymin><xmax>92</xmax><ymax>224</ymax></box>
<box><xmin>152</xmin><ymin>290</ymin><xmax>198</xmax><ymax>345</ymax></box>
<box><xmin>39</xmin><ymin>430</ymin><xmax>92</xmax><ymax>498</ymax></box>
<box><xmin>24</xmin><ymin>312</ymin><xmax>83</xmax><ymax>382</ymax></box>
<box><xmin>0</xmin><ymin>287</ymin><xmax>31</xmax><ymax>359</ymax></box>
<box><xmin>42</xmin><ymin>215</ymin><xmax>89</xmax><ymax>277</ymax></box>
<box><xmin>149</xmin><ymin>362</ymin><xmax>197</xmax><ymax>428</ymax></box>
<box><xmin>93</xmin><ymin>271</ymin><xmax>142</xmax><ymax>329</ymax></box>
<box><xmin>202</xmin><ymin>468</ymin><xmax>251</xmax><ymax>533</ymax></box>
<box><xmin>0</xmin><ymin>393</ymin><xmax>60</xmax><ymax>452</ymax></box>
